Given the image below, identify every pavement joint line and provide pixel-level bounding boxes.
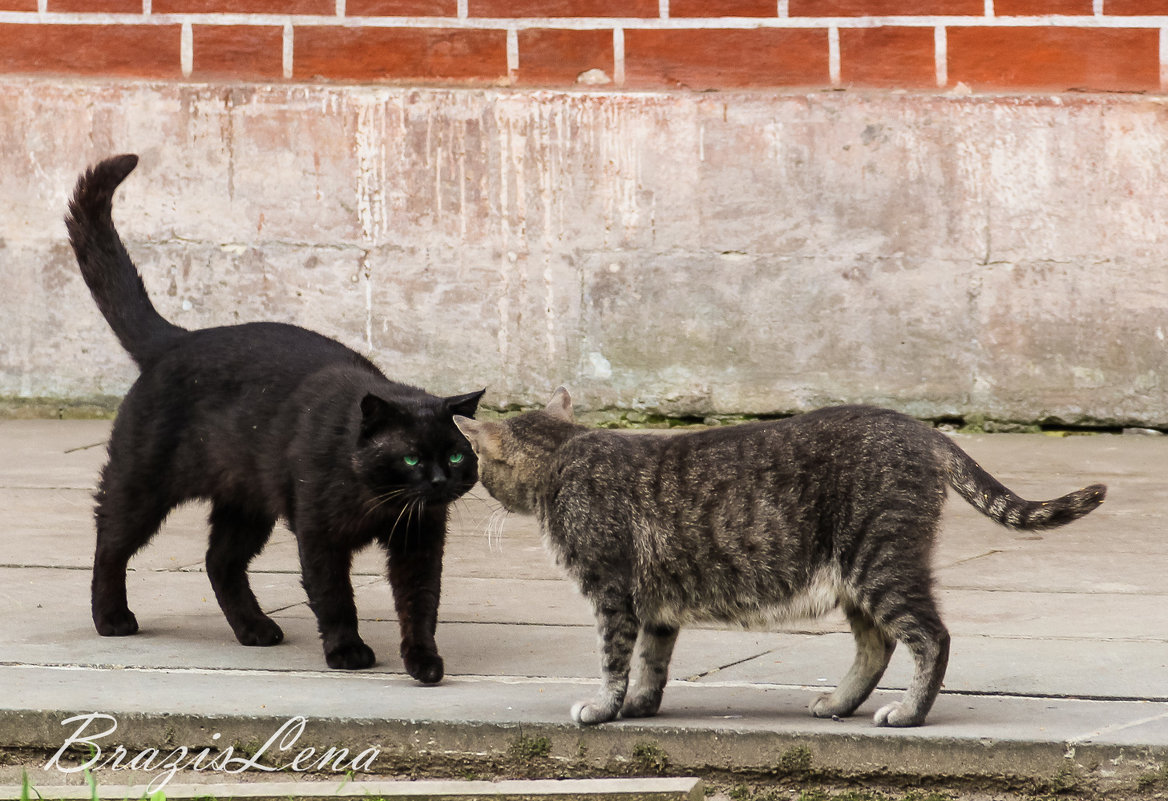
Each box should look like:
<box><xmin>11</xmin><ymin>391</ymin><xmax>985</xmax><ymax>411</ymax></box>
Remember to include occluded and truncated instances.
<box><xmin>1066</xmin><ymin>707</ymin><xmax>1168</xmax><ymax>744</ymax></box>
<box><xmin>6</xmin><ymin>663</ymin><xmax>1167</xmax><ymax>704</ymax></box>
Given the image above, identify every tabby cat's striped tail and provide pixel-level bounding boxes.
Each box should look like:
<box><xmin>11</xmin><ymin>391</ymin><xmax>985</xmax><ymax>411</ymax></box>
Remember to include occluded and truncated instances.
<box><xmin>940</xmin><ymin>437</ymin><xmax>1106</xmax><ymax>530</ymax></box>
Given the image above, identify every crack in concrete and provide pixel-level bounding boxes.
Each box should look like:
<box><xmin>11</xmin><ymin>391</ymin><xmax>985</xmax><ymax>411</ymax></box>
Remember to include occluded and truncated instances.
<box><xmin>682</xmin><ymin>649</ymin><xmax>773</xmax><ymax>682</ymax></box>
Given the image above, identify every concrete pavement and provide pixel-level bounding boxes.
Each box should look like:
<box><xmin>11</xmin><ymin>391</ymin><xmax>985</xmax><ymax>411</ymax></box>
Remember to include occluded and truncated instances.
<box><xmin>2</xmin><ymin>419</ymin><xmax>1168</xmax><ymax>797</ymax></box>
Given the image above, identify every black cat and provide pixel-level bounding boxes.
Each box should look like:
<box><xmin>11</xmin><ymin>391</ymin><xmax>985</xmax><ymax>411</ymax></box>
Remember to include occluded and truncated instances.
<box><xmin>66</xmin><ymin>154</ymin><xmax>483</xmax><ymax>682</ymax></box>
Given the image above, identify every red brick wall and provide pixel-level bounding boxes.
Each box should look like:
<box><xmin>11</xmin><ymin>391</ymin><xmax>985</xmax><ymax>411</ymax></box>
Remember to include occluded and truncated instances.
<box><xmin>0</xmin><ymin>2</ymin><xmax>1165</xmax><ymax>91</ymax></box>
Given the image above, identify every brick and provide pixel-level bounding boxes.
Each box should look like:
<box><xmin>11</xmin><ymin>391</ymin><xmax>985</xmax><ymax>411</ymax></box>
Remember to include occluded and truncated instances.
<box><xmin>293</xmin><ymin>27</ymin><xmax>507</xmax><ymax>82</ymax></box>
<box><xmin>996</xmin><ymin>0</ymin><xmax>1092</xmax><ymax>12</ymax></box>
<box><xmin>0</xmin><ymin>24</ymin><xmax>182</xmax><ymax>78</ymax></box>
<box><xmin>669</xmin><ymin>0</ymin><xmax>777</xmax><ymax>15</ymax></box>
<box><xmin>468</xmin><ymin>0</ymin><xmax>657</xmax><ymax>17</ymax></box>
<box><xmin>0</xmin><ymin>0</ymin><xmax>36</xmax><ymax>9</ymax></box>
<box><xmin>192</xmin><ymin>25</ymin><xmax>283</xmax><ymax>80</ymax></box>
<box><xmin>153</xmin><ymin>0</ymin><xmax>331</xmax><ymax>12</ymax></box>
<box><xmin>947</xmin><ymin>27</ymin><xmax>1158</xmax><ymax>90</ymax></box>
<box><xmin>1105</xmin><ymin>0</ymin><xmax>1168</xmax><ymax>12</ymax></box>
<box><xmin>624</xmin><ymin>28</ymin><xmax>828</xmax><ymax>88</ymax></box>
<box><xmin>516</xmin><ymin>28</ymin><xmax>613</xmax><ymax>86</ymax></box>
<box><xmin>790</xmin><ymin>0</ymin><xmax>982</xmax><ymax>14</ymax></box>
<box><xmin>49</xmin><ymin>0</ymin><xmax>141</xmax><ymax>10</ymax></box>
<box><xmin>346</xmin><ymin>0</ymin><xmax>458</xmax><ymax>13</ymax></box>
<box><xmin>840</xmin><ymin>26</ymin><xmax>936</xmax><ymax>88</ymax></box>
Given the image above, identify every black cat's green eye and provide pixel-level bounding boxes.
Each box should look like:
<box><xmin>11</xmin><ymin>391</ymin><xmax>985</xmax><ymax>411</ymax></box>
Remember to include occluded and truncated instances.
<box><xmin>403</xmin><ymin>455</ymin><xmax>419</xmax><ymax>467</ymax></box>
<box><xmin>449</xmin><ymin>453</ymin><xmax>465</xmax><ymax>465</ymax></box>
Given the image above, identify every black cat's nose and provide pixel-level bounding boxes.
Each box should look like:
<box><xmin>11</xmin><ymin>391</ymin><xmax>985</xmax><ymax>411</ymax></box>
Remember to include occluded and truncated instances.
<box><xmin>428</xmin><ymin>466</ymin><xmax>447</xmax><ymax>487</ymax></box>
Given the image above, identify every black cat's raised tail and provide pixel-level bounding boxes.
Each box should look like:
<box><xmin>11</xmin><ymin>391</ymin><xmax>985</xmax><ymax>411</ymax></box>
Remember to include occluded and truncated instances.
<box><xmin>65</xmin><ymin>154</ymin><xmax>185</xmax><ymax>366</ymax></box>
<box><xmin>941</xmin><ymin>438</ymin><xmax>1106</xmax><ymax>530</ymax></box>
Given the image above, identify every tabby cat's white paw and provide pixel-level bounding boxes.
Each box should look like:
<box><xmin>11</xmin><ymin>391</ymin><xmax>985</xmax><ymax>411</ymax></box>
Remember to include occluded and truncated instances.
<box><xmin>570</xmin><ymin>700</ymin><xmax>617</xmax><ymax>725</ymax></box>
<box><xmin>873</xmin><ymin>702</ymin><xmax>923</xmax><ymax>727</ymax></box>
<box><xmin>809</xmin><ymin>693</ymin><xmax>844</xmax><ymax>719</ymax></box>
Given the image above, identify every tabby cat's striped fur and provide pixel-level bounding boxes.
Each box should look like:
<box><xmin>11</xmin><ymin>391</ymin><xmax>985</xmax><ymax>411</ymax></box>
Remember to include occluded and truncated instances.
<box><xmin>455</xmin><ymin>389</ymin><xmax>1105</xmax><ymax>727</ymax></box>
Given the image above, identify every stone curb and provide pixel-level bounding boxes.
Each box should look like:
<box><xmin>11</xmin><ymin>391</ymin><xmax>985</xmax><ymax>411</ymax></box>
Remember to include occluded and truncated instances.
<box><xmin>0</xmin><ymin>778</ymin><xmax>704</xmax><ymax>801</ymax></box>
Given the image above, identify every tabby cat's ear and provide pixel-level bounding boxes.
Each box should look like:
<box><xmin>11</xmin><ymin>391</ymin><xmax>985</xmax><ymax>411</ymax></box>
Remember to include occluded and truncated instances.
<box><xmin>545</xmin><ymin>386</ymin><xmax>573</xmax><ymax>422</ymax></box>
<box><xmin>359</xmin><ymin>394</ymin><xmax>408</xmax><ymax>439</ymax></box>
<box><xmin>453</xmin><ymin>416</ymin><xmax>503</xmax><ymax>460</ymax></box>
<box><xmin>446</xmin><ymin>388</ymin><xmax>487</xmax><ymax>419</ymax></box>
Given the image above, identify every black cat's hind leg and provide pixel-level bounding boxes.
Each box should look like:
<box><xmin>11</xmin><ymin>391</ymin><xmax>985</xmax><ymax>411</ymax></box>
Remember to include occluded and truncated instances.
<box><xmin>573</xmin><ymin>592</ymin><xmax>639</xmax><ymax>725</ymax></box>
<box><xmin>386</xmin><ymin>503</ymin><xmax>448</xmax><ymax>685</ymax></box>
<box><xmin>620</xmin><ymin>622</ymin><xmax>679</xmax><ymax>719</ymax></box>
<box><xmin>206</xmin><ymin>502</ymin><xmax>282</xmax><ymax>646</ymax></box>
<box><xmin>91</xmin><ymin>466</ymin><xmax>171</xmax><ymax>637</ymax></box>
<box><xmin>810</xmin><ymin>601</ymin><xmax>895</xmax><ymax>720</ymax></box>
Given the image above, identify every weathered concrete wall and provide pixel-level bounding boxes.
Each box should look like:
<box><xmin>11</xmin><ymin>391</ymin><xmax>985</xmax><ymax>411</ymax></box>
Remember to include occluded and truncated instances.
<box><xmin>3</xmin><ymin>79</ymin><xmax>1167</xmax><ymax>424</ymax></box>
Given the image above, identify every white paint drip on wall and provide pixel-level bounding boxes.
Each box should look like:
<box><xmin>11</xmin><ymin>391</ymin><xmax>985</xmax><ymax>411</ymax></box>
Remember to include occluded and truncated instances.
<box><xmin>495</xmin><ymin>110</ymin><xmax>515</xmax><ymax>371</ymax></box>
<box><xmin>355</xmin><ymin>98</ymin><xmax>388</xmax><ymax>245</ymax></box>
<box><xmin>363</xmin><ymin>258</ymin><xmax>373</xmax><ymax>354</ymax></box>
<box><xmin>596</xmin><ymin>102</ymin><xmax>645</xmax><ymax>247</ymax></box>
<box><xmin>537</xmin><ymin>103</ymin><xmax>558</xmax><ymax>365</ymax></box>
<box><xmin>457</xmin><ymin>121</ymin><xmax>469</xmax><ymax>241</ymax></box>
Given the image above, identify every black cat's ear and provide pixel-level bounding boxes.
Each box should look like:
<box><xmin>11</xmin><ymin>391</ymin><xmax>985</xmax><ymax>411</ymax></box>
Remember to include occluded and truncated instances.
<box><xmin>445</xmin><ymin>388</ymin><xmax>486</xmax><ymax>419</ymax></box>
<box><xmin>453</xmin><ymin>416</ymin><xmax>503</xmax><ymax>460</ymax></box>
<box><xmin>360</xmin><ymin>394</ymin><xmax>407</xmax><ymax>439</ymax></box>
<box><xmin>545</xmin><ymin>386</ymin><xmax>573</xmax><ymax>422</ymax></box>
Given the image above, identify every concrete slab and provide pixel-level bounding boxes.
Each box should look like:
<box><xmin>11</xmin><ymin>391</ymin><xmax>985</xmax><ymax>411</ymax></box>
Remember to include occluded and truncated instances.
<box><xmin>4</xmin><ymin>420</ymin><xmax>1168</xmax><ymax>795</ymax></box>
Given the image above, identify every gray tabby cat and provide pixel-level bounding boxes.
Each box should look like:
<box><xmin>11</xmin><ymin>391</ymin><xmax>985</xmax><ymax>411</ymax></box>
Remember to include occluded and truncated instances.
<box><xmin>454</xmin><ymin>389</ymin><xmax>1106</xmax><ymax>727</ymax></box>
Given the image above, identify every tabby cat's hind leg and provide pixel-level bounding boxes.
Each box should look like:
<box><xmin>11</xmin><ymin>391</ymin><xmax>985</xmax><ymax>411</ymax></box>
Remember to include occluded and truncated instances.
<box><xmin>620</xmin><ymin>622</ymin><xmax>679</xmax><ymax>718</ymax></box>
<box><xmin>874</xmin><ymin>623</ymin><xmax>949</xmax><ymax>727</ymax></box>
<box><xmin>867</xmin><ymin>591</ymin><xmax>949</xmax><ymax>727</ymax></box>
<box><xmin>206</xmin><ymin>501</ymin><xmax>282</xmax><ymax>646</ymax></box>
<box><xmin>810</xmin><ymin>602</ymin><xmax>895</xmax><ymax>720</ymax></box>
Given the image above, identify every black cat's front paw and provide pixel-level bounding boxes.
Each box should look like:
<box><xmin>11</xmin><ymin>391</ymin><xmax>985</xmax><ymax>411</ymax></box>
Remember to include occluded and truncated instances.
<box><xmin>234</xmin><ymin>618</ymin><xmax>284</xmax><ymax>647</ymax></box>
<box><xmin>325</xmin><ymin>640</ymin><xmax>376</xmax><ymax>670</ymax></box>
<box><xmin>403</xmin><ymin>649</ymin><xmax>444</xmax><ymax>684</ymax></box>
<box><xmin>94</xmin><ymin>608</ymin><xmax>139</xmax><ymax>637</ymax></box>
